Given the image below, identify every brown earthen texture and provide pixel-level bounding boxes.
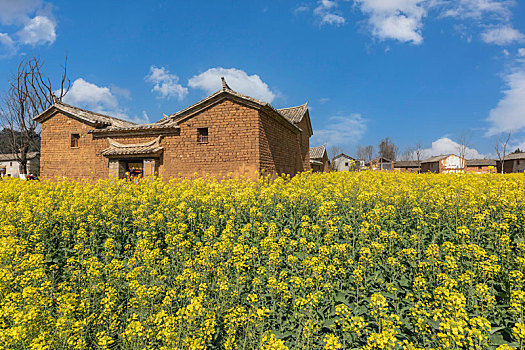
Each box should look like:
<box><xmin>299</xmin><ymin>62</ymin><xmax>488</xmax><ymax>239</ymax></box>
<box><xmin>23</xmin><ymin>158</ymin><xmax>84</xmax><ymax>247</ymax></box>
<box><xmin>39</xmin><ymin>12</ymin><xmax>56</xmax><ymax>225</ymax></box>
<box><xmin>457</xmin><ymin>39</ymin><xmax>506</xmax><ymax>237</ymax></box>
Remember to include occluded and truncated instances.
<box><xmin>40</xmin><ymin>99</ymin><xmax>309</xmax><ymax>180</ymax></box>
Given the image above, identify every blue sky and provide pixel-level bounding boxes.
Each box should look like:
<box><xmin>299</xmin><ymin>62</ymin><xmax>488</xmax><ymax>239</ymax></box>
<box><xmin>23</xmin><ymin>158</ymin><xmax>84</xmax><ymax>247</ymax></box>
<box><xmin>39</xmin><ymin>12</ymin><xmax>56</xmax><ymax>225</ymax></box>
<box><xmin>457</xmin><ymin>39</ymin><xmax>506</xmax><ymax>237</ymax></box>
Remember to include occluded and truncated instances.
<box><xmin>1</xmin><ymin>0</ymin><xmax>525</xmax><ymax>159</ymax></box>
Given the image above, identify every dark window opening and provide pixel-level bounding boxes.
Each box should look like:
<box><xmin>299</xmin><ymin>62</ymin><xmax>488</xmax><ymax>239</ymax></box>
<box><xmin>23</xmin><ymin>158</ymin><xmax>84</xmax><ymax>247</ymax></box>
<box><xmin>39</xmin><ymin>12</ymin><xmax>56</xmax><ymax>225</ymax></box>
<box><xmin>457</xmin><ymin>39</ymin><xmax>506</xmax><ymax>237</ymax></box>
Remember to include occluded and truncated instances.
<box><xmin>197</xmin><ymin>128</ymin><xmax>208</xmax><ymax>143</ymax></box>
<box><xmin>71</xmin><ymin>133</ymin><xmax>80</xmax><ymax>148</ymax></box>
<box><xmin>345</xmin><ymin>162</ymin><xmax>349</xmax><ymax>166</ymax></box>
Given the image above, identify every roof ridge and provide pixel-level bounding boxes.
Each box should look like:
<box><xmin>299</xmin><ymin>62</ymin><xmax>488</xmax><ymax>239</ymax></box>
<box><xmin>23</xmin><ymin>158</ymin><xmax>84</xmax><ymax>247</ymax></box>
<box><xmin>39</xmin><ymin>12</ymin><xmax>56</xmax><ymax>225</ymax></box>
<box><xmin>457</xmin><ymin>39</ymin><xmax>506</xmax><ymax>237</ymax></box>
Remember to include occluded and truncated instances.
<box><xmin>277</xmin><ymin>102</ymin><xmax>308</xmax><ymax>111</ymax></box>
<box><xmin>55</xmin><ymin>100</ymin><xmax>137</xmax><ymax>125</ymax></box>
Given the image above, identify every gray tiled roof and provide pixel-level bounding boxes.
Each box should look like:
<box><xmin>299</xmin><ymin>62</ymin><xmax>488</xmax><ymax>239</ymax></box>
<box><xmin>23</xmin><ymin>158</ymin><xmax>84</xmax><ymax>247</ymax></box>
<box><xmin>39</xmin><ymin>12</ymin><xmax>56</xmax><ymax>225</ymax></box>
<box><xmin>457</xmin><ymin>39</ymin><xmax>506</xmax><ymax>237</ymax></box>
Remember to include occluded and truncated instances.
<box><xmin>394</xmin><ymin>160</ymin><xmax>420</xmax><ymax>167</ymax></box>
<box><xmin>90</xmin><ymin>123</ymin><xmax>179</xmax><ymax>134</ymax></box>
<box><xmin>309</xmin><ymin>145</ymin><xmax>326</xmax><ymax>159</ymax></box>
<box><xmin>35</xmin><ymin>100</ymin><xmax>136</xmax><ymax>128</ymax></box>
<box><xmin>467</xmin><ymin>159</ymin><xmax>496</xmax><ymax>166</ymax></box>
<box><xmin>100</xmin><ymin>137</ymin><xmax>163</xmax><ymax>157</ymax></box>
<box><xmin>278</xmin><ymin>103</ymin><xmax>308</xmax><ymax>124</ymax></box>
<box><xmin>502</xmin><ymin>152</ymin><xmax>525</xmax><ymax>160</ymax></box>
<box><xmin>421</xmin><ymin>154</ymin><xmax>456</xmax><ymax>163</ymax></box>
<box><xmin>333</xmin><ymin>153</ymin><xmax>354</xmax><ymax>160</ymax></box>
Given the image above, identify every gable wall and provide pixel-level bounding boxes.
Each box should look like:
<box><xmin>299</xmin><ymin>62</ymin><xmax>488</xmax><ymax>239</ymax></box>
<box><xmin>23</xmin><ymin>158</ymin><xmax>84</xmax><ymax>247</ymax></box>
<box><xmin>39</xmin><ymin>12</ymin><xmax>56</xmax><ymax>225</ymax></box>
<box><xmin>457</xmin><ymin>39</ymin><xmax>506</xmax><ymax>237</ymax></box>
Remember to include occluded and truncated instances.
<box><xmin>439</xmin><ymin>155</ymin><xmax>465</xmax><ymax>173</ymax></box>
<box><xmin>157</xmin><ymin>99</ymin><xmax>260</xmax><ymax>178</ymax></box>
<box><xmin>295</xmin><ymin>116</ymin><xmax>311</xmax><ymax>172</ymax></box>
<box><xmin>40</xmin><ymin>112</ymin><xmax>109</xmax><ymax>180</ymax></box>
<box><xmin>258</xmin><ymin>110</ymin><xmax>302</xmax><ymax>176</ymax></box>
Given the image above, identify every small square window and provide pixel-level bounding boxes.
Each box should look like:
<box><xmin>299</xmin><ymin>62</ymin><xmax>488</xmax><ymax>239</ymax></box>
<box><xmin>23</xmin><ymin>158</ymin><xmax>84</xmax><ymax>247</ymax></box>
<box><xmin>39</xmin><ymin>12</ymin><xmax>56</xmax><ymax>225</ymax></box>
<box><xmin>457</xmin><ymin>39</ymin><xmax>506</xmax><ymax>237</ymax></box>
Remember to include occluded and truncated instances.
<box><xmin>197</xmin><ymin>128</ymin><xmax>208</xmax><ymax>143</ymax></box>
<box><xmin>71</xmin><ymin>133</ymin><xmax>80</xmax><ymax>148</ymax></box>
<box><xmin>345</xmin><ymin>162</ymin><xmax>349</xmax><ymax>166</ymax></box>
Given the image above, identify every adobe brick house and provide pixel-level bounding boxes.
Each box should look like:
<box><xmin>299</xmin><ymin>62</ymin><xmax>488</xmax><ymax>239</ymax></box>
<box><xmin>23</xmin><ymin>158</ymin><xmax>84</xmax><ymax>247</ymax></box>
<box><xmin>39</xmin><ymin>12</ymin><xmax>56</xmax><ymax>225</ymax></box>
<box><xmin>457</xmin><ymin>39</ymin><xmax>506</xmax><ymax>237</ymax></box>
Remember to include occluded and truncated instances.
<box><xmin>465</xmin><ymin>159</ymin><xmax>496</xmax><ymax>173</ymax></box>
<box><xmin>35</xmin><ymin>78</ymin><xmax>313</xmax><ymax>180</ymax></box>
<box><xmin>496</xmin><ymin>152</ymin><xmax>525</xmax><ymax>173</ymax></box>
<box><xmin>393</xmin><ymin>160</ymin><xmax>420</xmax><ymax>173</ymax></box>
<box><xmin>367</xmin><ymin>157</ymin><xmax>394</xmax><ymax>171</ymax></box>
<box><xmin>420</xmin><ymin>154</ymin><xmax>465</xmax><ymax>173</ymax></box>
<box><xmin>309</xmin><ymin>145</ymin><xmax>330</xmax><ymax>172</ymax></box>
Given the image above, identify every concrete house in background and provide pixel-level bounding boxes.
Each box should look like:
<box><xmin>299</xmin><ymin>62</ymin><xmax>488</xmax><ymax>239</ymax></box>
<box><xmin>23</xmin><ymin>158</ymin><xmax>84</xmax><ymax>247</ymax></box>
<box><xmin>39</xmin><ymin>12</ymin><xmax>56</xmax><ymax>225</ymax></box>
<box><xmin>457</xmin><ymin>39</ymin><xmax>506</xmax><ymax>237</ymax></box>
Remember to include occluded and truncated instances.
<box><xmin>35</xmin><ymin>78</ymin><xmax>313</xmax><ymax>180</ymax></box>
<box><xmin>332</xmin><ymin>153</ymin><xmax>358</xmax><ymax>171</ymax></box>
<box><xmin>420</xmin><ymin>154</ymin><xmax>465</xmax><ymax>173</ymax></box>
<box><xmin>309</xmin><ymin>145</ymin><xmax>330</xmax><ymax>172</ymax></box>
<box><xmin>497</xmin><ymin>152</ymin><xmax>525</xmax><ymax>173</ymax></box>
<box><xmin>0</xmin><ymin>152</ymin><xmax>40</xmax><ymax>178</ymax></box>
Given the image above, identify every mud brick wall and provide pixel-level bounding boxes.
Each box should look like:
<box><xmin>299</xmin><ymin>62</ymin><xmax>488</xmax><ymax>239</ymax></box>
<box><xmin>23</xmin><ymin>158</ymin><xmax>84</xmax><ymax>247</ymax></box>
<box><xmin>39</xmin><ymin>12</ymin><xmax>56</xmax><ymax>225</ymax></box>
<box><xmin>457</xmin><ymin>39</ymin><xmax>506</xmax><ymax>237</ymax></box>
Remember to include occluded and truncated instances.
<box><xmin>158</xmin><ymin>99</ymin><xmax>260</xmax><ymax>178</ymax></box>
<box><xmin>40</xmin><ymin>113</ymin><xmax>109</xmax><ymax>180</ymax></box>
<box><xmin>258</xmin><ymin>109</ymin><xmax>302</xmax><ymax>176</ymax></box>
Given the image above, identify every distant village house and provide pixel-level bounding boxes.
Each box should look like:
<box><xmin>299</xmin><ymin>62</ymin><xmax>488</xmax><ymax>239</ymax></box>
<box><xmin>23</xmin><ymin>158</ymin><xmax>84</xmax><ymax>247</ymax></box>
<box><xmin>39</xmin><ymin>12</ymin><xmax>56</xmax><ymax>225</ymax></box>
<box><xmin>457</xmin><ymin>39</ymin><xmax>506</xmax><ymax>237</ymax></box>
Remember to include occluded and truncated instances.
<box><xmin>309</xmin><ymin>145</ymin><xmax>330</xmax><ymax>172</ymax></box>
<box><xmin>393</xmin><ymin>160</ymin><xmax>420</xmax><ymax>173</ymax></box>
<box><xmin>420</xmin><ymin>154</ymin><xmax>465</xmax><ymax>173</ymax></box>
<box><xmin>332</xmin><ymin>153</ymin><xmax>364</xmax><ymax>171</ymax></box>
<box><xmin>465</xmin><ymin>159</ymin><xmax>496</xmax><ymax>173</ymax></box>
<box><xmin>0</xmin><ymin>152</ymin><xmax>39</xmax><ymax>178</ymax></box>
<box><xmin>497</xmin><ymin>152</ymin><xmax>525</xmax><ymax>173</ymax></box>
<box><xmin>367</xmin><ymin>157</ymin><xmax>394</xmax><ymax>171</ymax></box>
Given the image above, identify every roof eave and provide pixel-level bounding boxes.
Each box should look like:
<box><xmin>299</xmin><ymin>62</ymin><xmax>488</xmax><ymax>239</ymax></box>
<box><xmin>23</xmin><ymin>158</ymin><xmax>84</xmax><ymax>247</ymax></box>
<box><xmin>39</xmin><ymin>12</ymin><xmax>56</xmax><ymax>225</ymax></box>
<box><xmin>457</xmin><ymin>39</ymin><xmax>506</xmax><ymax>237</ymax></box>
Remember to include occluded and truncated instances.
<box><xmin>33</xmin><ymin>105</ymin><xmax>109</xmax><ymax>127</ymax></box>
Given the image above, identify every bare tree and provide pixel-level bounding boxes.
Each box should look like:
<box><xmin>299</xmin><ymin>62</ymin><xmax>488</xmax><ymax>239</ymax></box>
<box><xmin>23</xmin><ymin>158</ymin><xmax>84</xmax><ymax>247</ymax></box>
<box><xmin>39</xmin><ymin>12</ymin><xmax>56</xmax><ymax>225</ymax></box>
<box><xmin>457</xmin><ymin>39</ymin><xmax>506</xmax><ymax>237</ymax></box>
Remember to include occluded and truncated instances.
<box><xmin>494</xmin><ymin>132</ymin><xmax>512</xmax><ymax>174</ymax></box>
<box><xmin>414</xmin><ymin>141</ymin><xmax>423</xmax><ymax>173</ymax></box>
<box><xmin>357</xmin><ymin>145</ymin><xmax>374</xmax><ymax>163</ymax></box>
<box><xmin>456</xmin><ymin>131</ymin><xmax>471</xmax><ymax>160</ymax></box>
<box><xmin>329</xmin><ymin>145</ymin><xmax>343</xmax><ymax>161</ymax></box>
<box><xmin>378</xmin><ymin>137</ymin><xmax>398</xmax><ymax>161</ymax></box>
<box><xmin>0</xmin><ymin>56</ymin><xmax>69</xmax><ymax>176</ymax></box>
<box><xmin>401</xmin><ymin>146</ymin><xmax>414</xmax><ymax>161</ymax></box>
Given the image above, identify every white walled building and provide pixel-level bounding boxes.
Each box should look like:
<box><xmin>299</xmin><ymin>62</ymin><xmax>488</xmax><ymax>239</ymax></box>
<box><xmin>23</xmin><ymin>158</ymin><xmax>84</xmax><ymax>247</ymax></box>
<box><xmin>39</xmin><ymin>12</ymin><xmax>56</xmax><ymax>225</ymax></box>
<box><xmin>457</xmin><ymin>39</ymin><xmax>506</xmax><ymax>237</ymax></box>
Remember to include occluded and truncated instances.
<box><xmin>0</xmin><ymin>152</ymin><xmax>40</xmax><ymax>178</ymax></box>
<box><xmin>332</xmin><ymin>153</ymin><xmax>364</xmax><ymax>171</ymax></box>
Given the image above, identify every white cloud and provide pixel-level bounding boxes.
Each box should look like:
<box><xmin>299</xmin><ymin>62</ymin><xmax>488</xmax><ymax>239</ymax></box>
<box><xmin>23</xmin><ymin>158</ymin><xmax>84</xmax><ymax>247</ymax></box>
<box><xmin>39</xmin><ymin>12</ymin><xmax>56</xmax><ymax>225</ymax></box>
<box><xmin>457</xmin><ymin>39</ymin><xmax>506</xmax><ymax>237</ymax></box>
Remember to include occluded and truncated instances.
<box><xmin>145</xmin><ymin>66</ymin><xmax>188</xmax><ymax>100</ymax></box>
<box><xmin>441</xmin><ymin>0</ymin><xmax>513</xmax><ymax>20</ymax></box>
<box><xmin>0</xmin><ymin>0</ymin><xmax>56</xmax><ymax>54</ymax></box>
<box><xmin>311</xmin><ymin>114</ymin><xmax>367</xmax><ymax>148</ymax></box>
<box><xmin>60</xmin><ymin>78</ymin><xmax>146</xmax><ymax>122</ymax></box>
<box><xmin>0</xmin><ymin>33</ymin><xmax>16</xmax><ymax>57</ymax></box>
<box><xmin>16</xmin><ymin>15</ymin><xmax>56</xmax><ymax>45</ymax></box>
<box><xmin>63</xmin><ymin>78</ymin><xmax>119</xmax><ymax>111</ymax></box>
<box><xmin>188</xmin><ymin>67</ymin><xmax>276</xmax><ymax>103</ymax></box>
<box><xmin>313</xmin><ymin>0</ymin><xmax>346</xmax><ymax>25</ymax></box>
<box><xmin>518</xmin><ymin>48</ymin><xmax>525</xmax><ymax>57</ymax></box>
<box><xmin>354</xmin><ymin>0</ymin><xmax>426</xmax><ymax>45</ymax></box>
<box><xmin>420</xmin><ymin>137</ymin><xmax>485</xmax><ymax>158</ymax></box>
<box><xmin>294</xmin><ymin>5</ymin><xmax>310</xmax><ymax>14</ymax></box>
<box><xmin>0</xmin><ymin>0</ymin><xmax>42</xmax><ymax>25</ymax></box>
<box><xmin>481</xmin><ymin>25</ymin><xmax>525</xmax><ymax>45</ymax></box>
<box><xmin>486</xmin><ymin>68</ymin><xmax>525</xmax><ymax>135</ymax></box>
<box><xmin>302</xmin><ymin>0</ymin><xmax>520</xmax><ymax>46</ymax></box>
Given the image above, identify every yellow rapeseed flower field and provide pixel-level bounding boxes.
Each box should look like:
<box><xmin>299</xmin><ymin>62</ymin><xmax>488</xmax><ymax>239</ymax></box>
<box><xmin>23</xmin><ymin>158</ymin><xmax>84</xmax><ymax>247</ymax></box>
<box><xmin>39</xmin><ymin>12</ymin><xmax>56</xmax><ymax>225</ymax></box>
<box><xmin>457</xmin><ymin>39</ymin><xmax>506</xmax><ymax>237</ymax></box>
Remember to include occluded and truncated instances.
<box><xmin>1</xmin><ymin>171</ymin><xmax>524</xmax><ymax>350</ymax></box>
